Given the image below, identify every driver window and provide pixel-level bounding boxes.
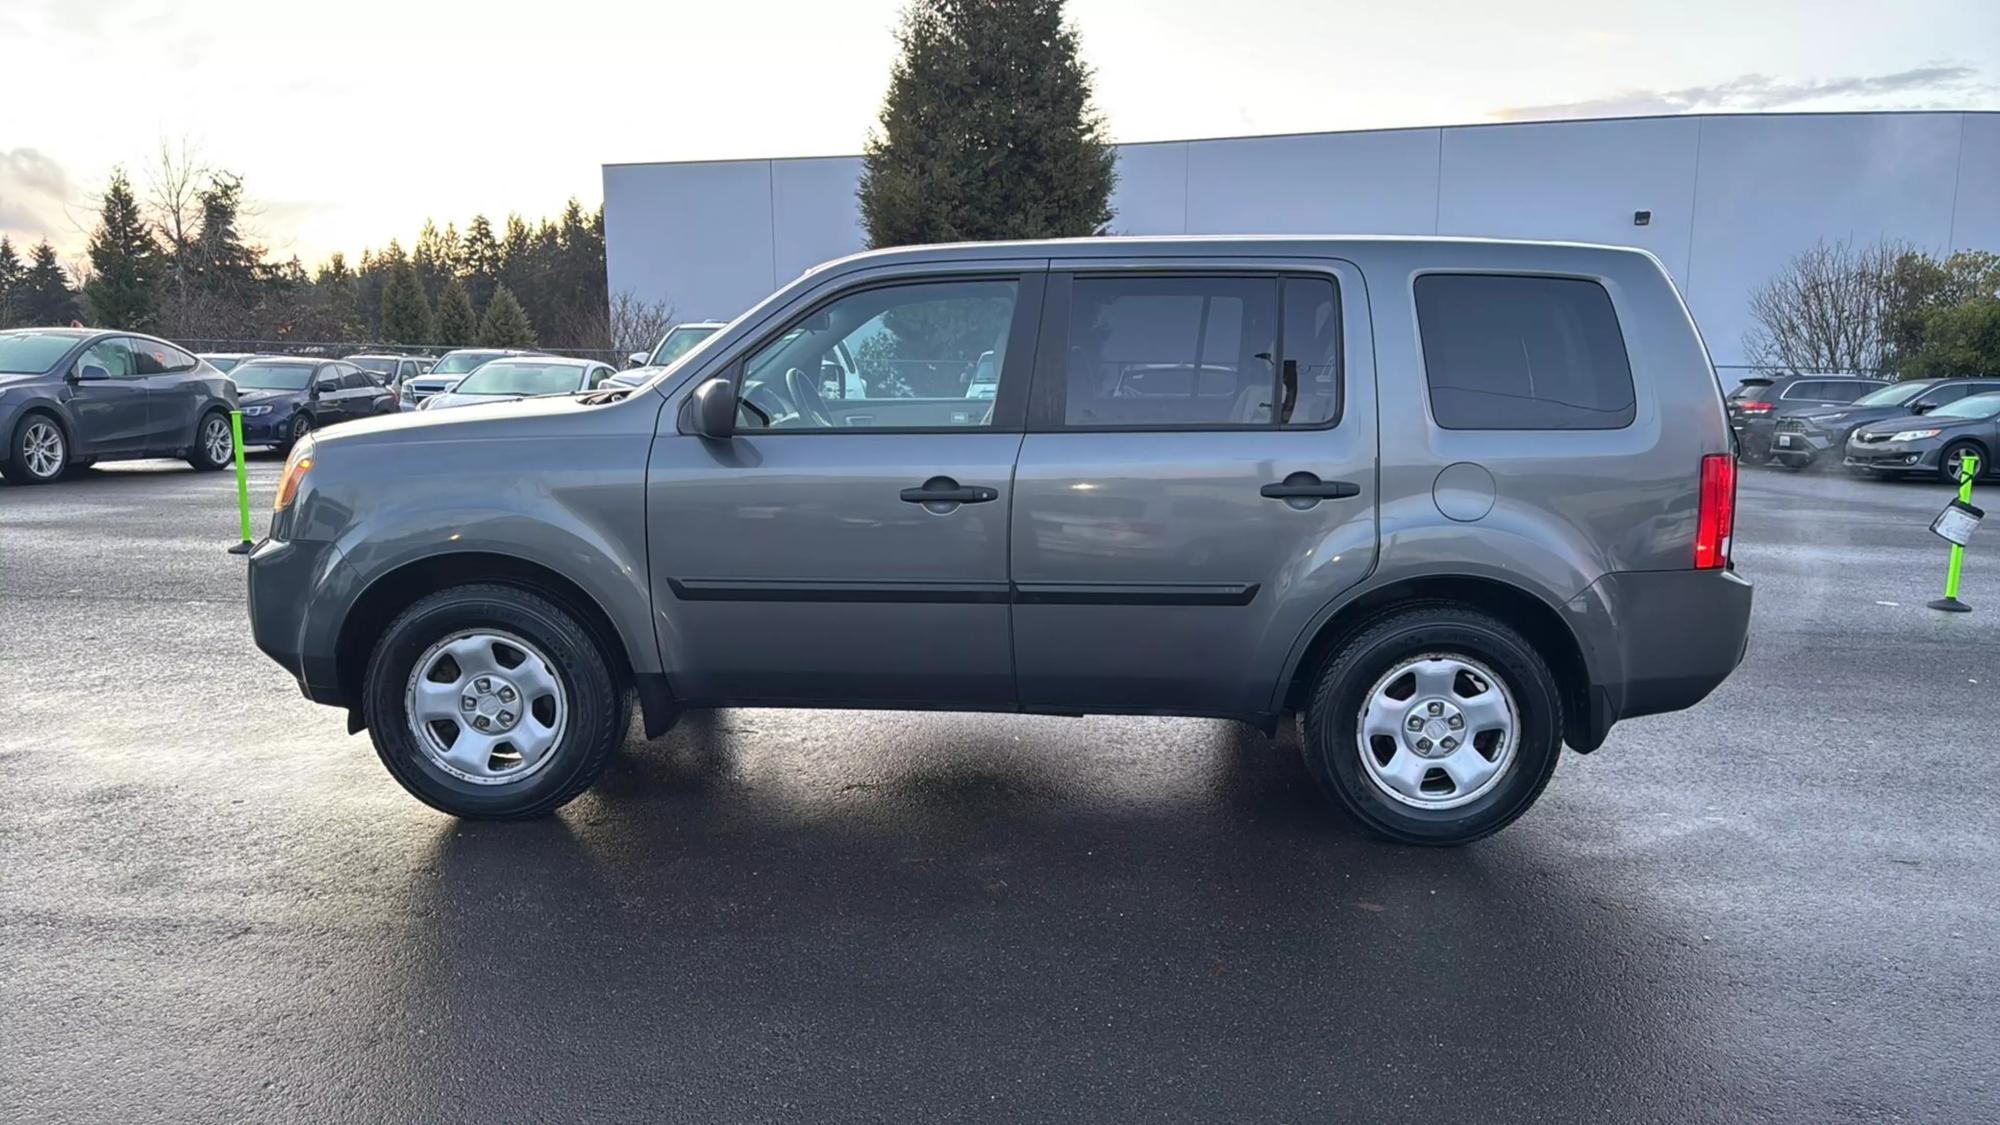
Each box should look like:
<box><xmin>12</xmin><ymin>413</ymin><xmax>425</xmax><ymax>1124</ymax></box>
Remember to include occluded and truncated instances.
<box><xmin>79</xmin><ymin>339</ymin><xmax>139</xmax><ymax>379</ymax></box>
<box><xmin>739</xmin><ymin>278</ymin><xmax>1018</xmax><ymax>430</ymax></box>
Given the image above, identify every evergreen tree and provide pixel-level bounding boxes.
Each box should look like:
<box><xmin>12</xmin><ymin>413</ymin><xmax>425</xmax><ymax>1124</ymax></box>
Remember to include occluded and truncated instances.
<box><xmin>21</xmin><ymin>241</ymin><xmax>79</xmax><ymax>325</ymax></box>
<box><xmin>434</xmin><ymin>275</ymin><xmax>478</xmax><ymax>347</ymax></box>
<box><xmin>478</xmin><ymin>284</ymin><xmax>536</xmax><ymax>348</ymax></box>
<box><xmin>379</xmin><ymin>257</ymin><xmax>434</xmax><ymax>344</ymax></box>
<box><xmin>82</xmin><ymin>167</ymin><xmax>162</xmax><ymax>330</ymax></box>
<box><xmin>314</xmin><ymin>252</ymin><xmax>362</xmax><ymax>337</ymax></box>
<box><xmin>193</xmin><ymin>173</ymin><xmax>260</xmax><ymax>299</ymax></box>
<box><xmin>461</xmin><ymin>214</ymin><xmax>502</xmax><ymax>309</ymax></box>
<box><xmin>413</xmin><ymin>219</ymin><xmax>458</xmax><ymax>303</ymax></box>
<box><xmin>859</xmin><ymin>0</ymin><xmax>1116</xmax><ymax>248</ymax></box>
<box><xmin>0</xmin><ymin>236</ymin><xmax>23</xmax><ymax>328</ymax></box>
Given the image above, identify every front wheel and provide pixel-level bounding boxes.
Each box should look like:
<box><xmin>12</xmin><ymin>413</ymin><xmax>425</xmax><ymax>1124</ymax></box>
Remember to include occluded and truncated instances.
<box><xmin>0</xmin><ymin>413</ymin><xmax>69</xmax><ymax>484</ymax></box>
<box><xmin>1302</xmin><ymin>605</ymin><xmax>1563</xmax><ymax>845</ymax></box>
<box><xmin>1940</xmin><ymin>440</ymin><xmax>1986</xmax><ymax>485</ymax></box>
<box><xmin>278</xmin><ymin>412</ymin><xmax>312</xmax><ymax>454</ymax></box>
<box><xmin>187</xmin><ymin>410</ymin><xmax>233</xmax><ymax>471</ymax></box>
<box><xmin>363</xmin><ymin>583</ymin><xmax>628</xmax><ymax>818</ymax></box>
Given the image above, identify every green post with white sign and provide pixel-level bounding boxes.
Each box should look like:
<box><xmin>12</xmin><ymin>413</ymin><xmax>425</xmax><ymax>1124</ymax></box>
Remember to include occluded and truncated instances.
<box><xmin>1928</xmin><ymin>453</ymin><xmax>1981</xmax><ymax>613</ymax></box>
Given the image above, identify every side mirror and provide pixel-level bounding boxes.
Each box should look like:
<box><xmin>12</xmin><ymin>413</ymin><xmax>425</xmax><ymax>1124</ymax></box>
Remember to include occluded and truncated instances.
<box><xmin>72</xmin><ymin>363</ymin><xmax>110</xmax><ymax>382</ymax></box>
<box><xmin>627</xmin><ymin>351</ymin><xmax>650</xmax><ymax>368</ymax></box>
<box><xmin>314</xmin><ymin>379</ymin><xmax>337</xmax><ymax>397</ymax></box>
<box><xmin>1912</xmin><ymin>402</ymin><xmax>1937</xmax><ymax>414</ymax></box>
<box><xmin>689</xmin><ymin>376</ymin><xmax>737</xmax><ymax>439</ymax></box>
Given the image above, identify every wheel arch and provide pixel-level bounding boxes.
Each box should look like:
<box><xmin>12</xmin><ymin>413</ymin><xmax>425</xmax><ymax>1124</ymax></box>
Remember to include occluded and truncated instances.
<box><xmin>1277</xmin><ymin>573</ymin><xmax>1599</xmax><ymax>751</ymax></box>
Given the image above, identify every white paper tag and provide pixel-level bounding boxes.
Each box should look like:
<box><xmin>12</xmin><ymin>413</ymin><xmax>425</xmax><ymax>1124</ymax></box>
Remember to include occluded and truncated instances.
<box><xmin>1931</xmin><ymin>500</ymin><xmax>1984</xmax><ymax>547</ymax></box>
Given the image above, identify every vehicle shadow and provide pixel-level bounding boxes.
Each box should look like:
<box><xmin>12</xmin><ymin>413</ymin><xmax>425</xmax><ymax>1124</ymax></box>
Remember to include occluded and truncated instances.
<box><xmin>382</xmin><ymin>713</ymin><xmax>1716</xmax><ymax>1123</ymax></box>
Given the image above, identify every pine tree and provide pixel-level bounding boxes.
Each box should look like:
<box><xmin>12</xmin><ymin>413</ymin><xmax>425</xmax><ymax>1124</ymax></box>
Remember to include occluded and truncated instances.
<box><xmin>461</xmin><ymin>215</ymin><xmax>502</xmax><ymax>309</ymax></box>
<box><xmin>413</xmin><ymin>219</ymin><xmax>458</xmax><ymax>303</ymax></box>
<box><xmin>0</xmin><ymin>236</ymin><xmax>23</xmax><ymax>328</ymax></box>
<box><xmin>21</xmin><ymin>241</ymin><xmax>79</xmax><ymax>325</ymax></box>
<box><xmin>379</xmin><ymin>257</ymin><xmax>434</xmax><ymax>344</ymax></box>
<box><xmin>478</xmin><ymin>284</ymin><xmax>536</xmax><ymax>348</ymax></box>
<box><xmin>313</xmin><ymin>252</ymin><xmax>364</xmax><ymax>338</ymax></box>
<box><xmin>434</xmin><ymin>275</ymin><xmax>477</xmax><ymax>346</ymax></box>
<box><xmin>83</xmin><ymin>167</ymin><xmax>162</xmax><ymax>330</ymax></box>
<box><xmin>193</xmin><ymin>173</ymin><xmax>259</xmax><ymax>299</ymax></box>
<box><xmin>859</xmin><ymin>0</ymin><xmax>1116</xmax><ymax>248</ymax></box>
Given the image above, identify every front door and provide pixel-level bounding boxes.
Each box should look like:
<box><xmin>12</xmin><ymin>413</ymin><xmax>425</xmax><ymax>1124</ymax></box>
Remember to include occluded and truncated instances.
<box><xmin>66</xmin><ymin>338</ymin><xmax>150</xmax><ymax>455</ymax></box>
<box><xmin>1009</xmin><ymin>264</ymin><xmax>1379</xmax><ymax>719</ymax></box>
<box><xmin>647</xmin><ymin>269</ymin><xmax>1043</xmax><ymax>707</ymax></box>
<box><xmin>129</xmin><ymin>337</ymin><xmax>205</xmax><ymax>451</ymax></box>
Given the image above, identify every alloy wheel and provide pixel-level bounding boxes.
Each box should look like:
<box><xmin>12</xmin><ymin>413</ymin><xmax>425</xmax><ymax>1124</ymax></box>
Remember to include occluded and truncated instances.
<box><xmin>20</xmin><ymin>420</ymin><xmax>65</xmax><ymax>479</ymax></box>
<box><xmin>202</xmin><ymin>415</ymin><xmax>232</xmax><ymax>465</ymax></box>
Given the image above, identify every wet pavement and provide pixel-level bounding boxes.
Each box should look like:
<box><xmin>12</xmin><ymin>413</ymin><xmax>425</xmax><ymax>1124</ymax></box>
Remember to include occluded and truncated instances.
<box><xmin>2</xmin><ymin>459</ymin><xmax>1996</xmax><ymax>1123</ymax></box>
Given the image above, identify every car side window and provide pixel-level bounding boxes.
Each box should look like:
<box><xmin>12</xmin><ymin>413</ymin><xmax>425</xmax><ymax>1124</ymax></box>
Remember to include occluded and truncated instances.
<box><xmin>586</xmin><ymin>365</ymin><xmax>613</xmax><ymax>389</ymax></box>
<box><xmin>77</xmin><ymin>339</ymin><xmax>139</xmax><ymax>379</ymax></box>
<box><xmin>1416</xmin><ymin>274</ymin><xmax>1636</xmax><ymax>431</ymax></box>
<box><xmin>343</xmin><ymin>368</ymin><xmax>379</xmax><ymax>391</ymax></box>
<box><xmin>127</xmin><ymin>339</ymin><xmax>197</xmax><ymax>375</ymax></box>
<box><xmin>315</xmin><ymin>366</ymin><xmax>341</xmax><ymax>392</ymax></box>
<box><xmin>1918</xmin><ymin>383</ymin><xmax>1976</xmax><ymax>407</ymax></box>
<box><xmin>738</xmin><ymin>277</ymin><xmax>1020</xmax><ymax>430</ymax></box>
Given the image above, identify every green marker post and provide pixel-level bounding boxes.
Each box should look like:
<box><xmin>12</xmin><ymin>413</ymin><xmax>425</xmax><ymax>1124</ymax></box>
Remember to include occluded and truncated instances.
<box><xmin>225</xmin><ymin>409</ymin><xmax>254</xmax><ymax>555</ymax></box>
<box><xmin>1928</xmin><ymin>453</ymin><xmax>1980</xmax><ymax>613</ymax></box>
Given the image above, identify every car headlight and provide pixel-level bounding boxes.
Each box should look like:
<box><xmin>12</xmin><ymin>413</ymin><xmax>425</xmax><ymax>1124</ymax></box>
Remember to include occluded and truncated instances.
<box><xmin>241</xmin><ymin>405</ymin><xmax>274</xmax><ymax>417</ymax></box>
<box><xmin>1891</xmin><ymin>429</ymin><xmax>1941</xmax><ymax>442</ymax></box>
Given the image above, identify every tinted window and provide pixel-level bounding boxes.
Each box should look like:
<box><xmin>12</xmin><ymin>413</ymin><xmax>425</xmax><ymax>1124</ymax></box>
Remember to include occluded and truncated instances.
<box><xmin>1282</xmin><ymin>277</ymin><xmax>1341</xmax><ymax>426</ymax></box>
<box><xmin>130</xmin><ymin>339</ymin><xmax>197</xmax><ymax>375</ymax></box>
<box><xmin>1916</xmin><ymin>382</ymin><xmax>1982</xmax><ymax>407</ymax></box>
<box><xmin>79</xmin><ymin>339</ymin><xmax>139</xmax><ymax>379</ymax></box>
<box><xmin>740</xmin><ymin>278</ymin><xmax>1018</xmax><ymax>430</ymax></box>
<box><xmin>1416</xmin><ymin>275</ymin><xmax>1635</xmax><ymax>430</ymax></box>
<box><xmin>1064</xmin><ymin>276</ymin><xmax>1278</xmax><ymax>427</ymax></box>
<box><xmin>341</xmin><ymin>369</ymin><xmax>378</xmax><ymax>391</ymax></box>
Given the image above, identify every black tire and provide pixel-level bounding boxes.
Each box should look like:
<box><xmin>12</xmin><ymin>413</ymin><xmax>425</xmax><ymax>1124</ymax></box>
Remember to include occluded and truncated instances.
<box><xmin>1302</xmin><ymin>604</ymin><xmax>1563</xmax><ymax>846</ymax></box>
<box><xmin>0</xmin><ymin>411</ymin><xmax>70</xmax><ymax>485</ymax></box>
<box><xmin>362</xmin><ymin>583</ymin><xmax>628</xmax><ymax>819</ymax></box>
<box><xmin>278</xmin><ymin>412</ymin><xmax>313</xmax><ymax>454</ymax></box>
<box><xmin>1939</xmin><ymin>440</ymin><xmax>1986</xmax><ymax>485</ymax></box>
<box><xmin>186</xmin><ymin>410</ymin><xmax>234</xmax><ymax>471</ymax></box>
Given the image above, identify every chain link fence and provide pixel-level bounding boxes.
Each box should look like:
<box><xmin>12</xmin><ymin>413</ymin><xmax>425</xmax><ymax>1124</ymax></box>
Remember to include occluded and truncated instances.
<box><xmin>175</xmin><ymin>338</ymin><xmax>633</xmax><ymax>366</ymax></box>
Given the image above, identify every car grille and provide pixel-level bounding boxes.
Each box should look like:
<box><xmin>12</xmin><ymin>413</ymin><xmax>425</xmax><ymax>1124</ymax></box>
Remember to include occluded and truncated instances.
<box><xmin>1775</xmin><ymin>419</ymin><xmax>1808</xmax><ymax>434</ymax></box>
<box><xmin>1854</xmin><ymin>432</ymin><xmax>1890</xmax><ymax>444</ymax></box>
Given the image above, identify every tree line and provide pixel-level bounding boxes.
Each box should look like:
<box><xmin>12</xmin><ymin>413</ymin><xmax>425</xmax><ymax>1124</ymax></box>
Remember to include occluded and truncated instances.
<box><xmin>1744</xmin><ymin>241</ymin><xmax>1999</xmax><ymax>380</ymax></box>
<box><xmin>0</xmin><ymin>152</ymin><xmax>669</xmax><ymax>357</ymax></box>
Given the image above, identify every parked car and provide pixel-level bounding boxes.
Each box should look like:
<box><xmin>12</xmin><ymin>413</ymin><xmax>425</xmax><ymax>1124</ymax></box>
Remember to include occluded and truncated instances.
<box><xmin>1842</xmin><ymin>391</ymin><xmax>2000</xmax><ymax>481</ymax></box>
<box><xmin>627</xmin><ymin>321</ymin><xmax>725</xmax><ymax>368</ymax></box>
<box><xmin>232</xmin><ymin>357</ymin><xmax>401</xmax><ymax>451</ymax></box>
<box><xmin>346</xmin><ymin>353</ymin><xmax>435</xmax><ymax>388</ymax></box>
<box><xmin>417</xmin><ymin>357</ymin><xmax>618</xmax><ymax>411</ymax></box>
<box><xmin>398</xmin><ymin>348</ymin><xmax>539</xmax><ymax>406</ymax></box>
<box><xmin>1726</xmin><ymin>373</ymin><xmax>1887</xmax><ymax>463</ymax></box>
<box><xmin>1770</xmin><ymin>377</ymin><xmax>1999</xmax><ymax>471</ymax></box>
<box><xmin>246</xmin><ymin>236</ymin><xmax>1750</xmax><ymax>845</ymax></box>
<box><xmin>0</xmin><ymin>327</ymin><xmax>238</xmax><ymax>483</ymax></box>
<box><xmin>197</xmin><ymin>352</ymin><xmax>259</xmax><ymax>374</ymax></box>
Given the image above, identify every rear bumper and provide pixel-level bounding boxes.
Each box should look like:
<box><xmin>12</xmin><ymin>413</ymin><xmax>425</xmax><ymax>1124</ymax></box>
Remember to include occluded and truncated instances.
<box><xmin>247</xmin><ymin>536</ymin><xmax>351</xmax><ymax>704</ymax></box>
<box><xmin>1565</xmin><ymin>567</ymin><xmax>1753</xmax><ymax>746</ymax></box>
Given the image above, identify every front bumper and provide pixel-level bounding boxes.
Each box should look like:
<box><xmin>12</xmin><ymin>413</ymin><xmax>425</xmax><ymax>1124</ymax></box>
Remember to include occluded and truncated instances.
<box><xmin>247</xmin><ymin>536</ymin><xmax>351</xmax><ymax>703</ymax></box>
<box><xmin>1843</xmin><ymin>438</ymin><xmax>1942</xmax><ymax>472</ymax></box>
<box><xmin>239</xmin><ymin>412</ymin><xmax>292</xmax><ymax>445</ymax></box>
<box><xmin>1565</xmin><ymin>567</ymin><xmax>1754</xmax><ymax>747</ymax></box>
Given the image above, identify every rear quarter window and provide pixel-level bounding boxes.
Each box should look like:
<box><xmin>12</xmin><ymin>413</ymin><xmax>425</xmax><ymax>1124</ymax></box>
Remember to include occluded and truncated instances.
<box><xmin>1416</xmin><ymin>274</ymin><xmax>1636</xmax><ymax>431</ymax></box>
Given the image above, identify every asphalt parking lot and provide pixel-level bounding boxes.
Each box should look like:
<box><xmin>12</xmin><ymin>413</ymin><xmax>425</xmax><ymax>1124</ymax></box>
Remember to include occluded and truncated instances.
<box><xmin>2</xmin><ymin>458</ymin><xmax>1996</xmax><ymax>1123</ymax></box>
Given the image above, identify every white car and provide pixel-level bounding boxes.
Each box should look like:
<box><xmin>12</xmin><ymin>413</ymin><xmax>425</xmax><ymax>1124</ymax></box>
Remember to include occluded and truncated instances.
<box><xmin>419</xmin><ymin>357</ymin><xmax>619</xmax><ymax>411</ymax></box>
<box><xmin>608</xmin><ymin>321</ymin><xmax>729</xmax><ymax>390</ymax></box>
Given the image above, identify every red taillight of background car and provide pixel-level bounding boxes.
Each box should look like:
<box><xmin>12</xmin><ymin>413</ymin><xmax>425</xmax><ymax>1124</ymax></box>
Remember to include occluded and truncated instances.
<box><xmin>1695</xmin><ymin>454</ymin><xmax>1737</xmax><ymax>569</ymax></box>
<box><xmin>1736</xmin><ymin>400</ymin><xmax>1774</xmax><ymax>414</ymax></box>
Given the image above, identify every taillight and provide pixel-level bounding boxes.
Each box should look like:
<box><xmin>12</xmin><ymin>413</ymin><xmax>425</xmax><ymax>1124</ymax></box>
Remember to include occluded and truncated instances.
<box><xmin>274</xmin><ymin>442</ymin><xmax>314</xmax><ymax>512</ymax></box>
<box><xmin>1695</xmin><ymin>454</ymin><xmax>1737</xmax><ymax>569</ymax></box>
<box><xmin>1737</xmin><ymin>401</ymin><xmax>1774</xmax><ymax>414</ymax></box>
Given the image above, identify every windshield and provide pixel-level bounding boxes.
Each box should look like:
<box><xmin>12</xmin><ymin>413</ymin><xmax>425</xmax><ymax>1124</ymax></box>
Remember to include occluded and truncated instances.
<box><xmin>0</xmin><ymin>331</ymin><xmax>80</xmax><ymax>374</ymax></box>
<box><xmin>1851</xmin><ymin>381</ymin><xmax>1931</xmax><ymax>407</ymax></box>
<box><xmin>649</xmin><ymin>325</ymin><xmax>721</xmax><ymax>366</ymax></box>
<box><xmin>231</xmin><ymin>362</ymin><xmax>315</xmax><ymax>391</ymax></box>
<box><xmin>204</xmin><ymin>356</ymin><xmax>244</xmax><ymax>373</ymax></box>
<box><xmin>1727</xmin><ymin>380</ymin><xmax>1772</xmax><ymax>402</ymax></box>
<box><xmin>453</xmin><ymin>361</ymin><xmax>582</xmax><ymax>396</ymax></box>
<box><xmin>349</xmin><ymin>357</ymin><xmax>397</xmax><ymax>376</ymax></box>
<box><xmin>1929</xmin><ymin>393</ymin><xmax>2000</xmax><ymax>421</ymax></box>
<box><xmin>433</xmin><ymin>351</ymin><xmax>502</xmax><ymax>376</ymax></box>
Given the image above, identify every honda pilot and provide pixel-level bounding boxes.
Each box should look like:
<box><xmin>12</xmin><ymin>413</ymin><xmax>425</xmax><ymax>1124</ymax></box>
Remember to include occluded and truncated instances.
<box><xmin>245</xmin><ymin>237</ymin><xmax>1752</xmax><ymax>845</ymax></box>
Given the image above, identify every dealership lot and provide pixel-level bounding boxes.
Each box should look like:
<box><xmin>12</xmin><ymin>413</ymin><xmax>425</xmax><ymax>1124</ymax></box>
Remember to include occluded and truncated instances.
<box><xmin>2</xmin><ymin>462</ymin><xmax>1996</xmax><ymax>1122</ymax></box>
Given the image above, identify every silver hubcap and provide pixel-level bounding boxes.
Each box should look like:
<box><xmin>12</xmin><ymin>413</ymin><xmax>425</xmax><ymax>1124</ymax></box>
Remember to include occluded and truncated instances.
<box><xmin>1356</xmin><ymin>653</ymin><xmax>1518</xmax><ymax>809</ymax></box>
<box><xmin>21</xmin><ymin>420</ymin><xmax>63</xmax><ymax>478</ymax></box>
<box><xmin>203</xmin><ymin>417</ymin><xmax>232</xmax><ymax>464</ymax></box>
<box><xmin>406</xmin><ymin>629</ymin><xmax>568</xmax><ymax>786</ymax></box>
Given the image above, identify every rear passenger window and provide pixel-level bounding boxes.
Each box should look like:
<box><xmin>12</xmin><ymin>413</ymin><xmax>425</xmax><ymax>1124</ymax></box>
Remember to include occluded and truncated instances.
<box><xmin>1415</xmin><ymin>275</ymin><xmax>1635</xmax><ymax>430</ymax></box>
<box><xmin>1061</xmin><ymin>274</ymin><xmax>1341</xmax><ymax>428</ymax></box>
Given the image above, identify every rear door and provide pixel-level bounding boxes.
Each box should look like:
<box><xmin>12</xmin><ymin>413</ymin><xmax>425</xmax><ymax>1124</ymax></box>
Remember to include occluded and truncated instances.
<box><xmin>1009</xmin><ymin>260</ymin><xmax>1378</xmax><ymax>718</ymax></box>
<box><xmin>648</xmin><ymin>265</ymin><xmax>1044</xmax><ymax>707</ymax></box>
<box><xmin>66</xmin><ymin>338</ymin><xmax>149</xmax><ymax>455</ymax></box>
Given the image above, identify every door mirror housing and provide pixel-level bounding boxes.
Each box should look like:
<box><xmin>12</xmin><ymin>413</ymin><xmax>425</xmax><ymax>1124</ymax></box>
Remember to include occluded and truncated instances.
<box><xmin>314</xmin><ymin>378</ymin><xmax>337</xmax><ymax>397</ymax></box>
<box><xmin>689</xmin><ymin>376</ymin><xmax>737</xmax><ymax>440</ymax></box>
<box><xmin>1911</xmin><ymin>401</ymin><xmax>1937</xmax><ymax>415</ymax></box>
<box><xmin>627</xmin><ymin>351</ymin><xmax>650</xmax><ymax>368</ymax></box>
<box><xmin>72</xmin><ymin>363</ymin><xmax>110</xmax><ymax>382</ymax></box>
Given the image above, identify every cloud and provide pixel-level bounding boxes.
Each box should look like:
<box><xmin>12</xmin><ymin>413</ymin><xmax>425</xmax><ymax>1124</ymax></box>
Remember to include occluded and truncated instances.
<box><xmin>1493</xmin><ymin>65</ymin><xmax>1994</xmax><ymax>121</ymax></box>
<box><xmin>0</xmin><ymin>148</ymin><xmax>82</xmax><ymax>248</ymax></box>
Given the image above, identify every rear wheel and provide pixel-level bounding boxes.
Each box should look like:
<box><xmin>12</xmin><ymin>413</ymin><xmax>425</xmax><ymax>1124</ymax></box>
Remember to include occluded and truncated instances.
<box><xmin>362</xmin><ymin>583</ymin><xmax>628</xmax><ymax>819</ymax></box>
<box><xmin>187</xmin><ymin>410</ymin><xmax>233</xmax><ymax>471</ymax></box>
<box><xmin>0</xmin><ymin>412</ymin><xmax>69</xmax><ymax>484</ymax></box>
<box><xmin>1302</xmin><ymin>605</ymin><xmax>1563</xmax><ymax>846</ymax></box>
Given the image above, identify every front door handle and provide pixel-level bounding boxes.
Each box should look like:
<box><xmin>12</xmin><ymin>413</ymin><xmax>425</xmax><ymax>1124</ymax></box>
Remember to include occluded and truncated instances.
<box><xmin>900</xmin><ymin>476</ymin><xmax>999</xmax><ymax>506</ymax></box>
<box><xmin>1260</xmin><ymin>474</ymin><xmax>1360</xmax><ymax>501</ymax></box>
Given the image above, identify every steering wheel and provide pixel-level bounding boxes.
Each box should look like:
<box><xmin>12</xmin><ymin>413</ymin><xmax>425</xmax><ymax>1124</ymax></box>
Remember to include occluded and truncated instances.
<box><xmin>784</xmin><ymin>367</ymin><xmax>834</xmax><ymax>428</ymax></box>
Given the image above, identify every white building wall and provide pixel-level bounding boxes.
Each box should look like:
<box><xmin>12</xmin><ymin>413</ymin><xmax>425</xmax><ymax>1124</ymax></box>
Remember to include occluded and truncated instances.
<box><xmin>604</xmin><ymin>111</ymin><xmax>2000</xmax><ymax>368</ymax></box>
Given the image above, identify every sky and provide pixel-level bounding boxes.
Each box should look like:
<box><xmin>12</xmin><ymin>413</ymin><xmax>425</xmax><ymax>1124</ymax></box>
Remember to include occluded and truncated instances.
<box><xmin>3</xmin><ymin>0</ymin><xmax>1997</xmax><ymax>269</ymax></box>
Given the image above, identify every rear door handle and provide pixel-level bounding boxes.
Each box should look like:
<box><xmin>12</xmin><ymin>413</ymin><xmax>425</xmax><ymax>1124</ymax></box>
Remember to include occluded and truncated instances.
<box><xmin>900</xmin><ymin>477</ymin><xmax>999</xmax><ymax>505</ymax></box>
<box><xmin>1260</xmin><ymin>475</ymin><xmax>1360</xmax><ymax>501</ymax></box>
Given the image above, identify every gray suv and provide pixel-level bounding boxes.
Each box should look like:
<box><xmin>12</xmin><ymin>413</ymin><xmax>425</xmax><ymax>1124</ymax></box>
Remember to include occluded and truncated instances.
<box><xmin>246</xmin><ymin>237</ymin><xmax>1752</xmax><ymax>845</ymax></box>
